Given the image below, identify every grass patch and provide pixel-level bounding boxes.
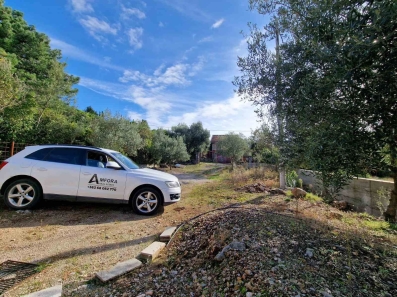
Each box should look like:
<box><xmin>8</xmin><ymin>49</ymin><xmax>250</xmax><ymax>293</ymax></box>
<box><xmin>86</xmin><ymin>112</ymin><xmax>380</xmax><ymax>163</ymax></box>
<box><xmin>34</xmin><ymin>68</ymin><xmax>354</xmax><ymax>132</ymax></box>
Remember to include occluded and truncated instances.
<box><xmin>304</xmin><ymin>192</ymin><xmax>322</xmax><ymax>202</ymax></box>
<box><xmin>362</xmin><ymin>220</ymin><xmax>397</xmax><ymax>232</ymax></box>
<box><xmin>35</xmin><ymin>262</ymin><xmax>50</xmax><ymax>273</ymax></box>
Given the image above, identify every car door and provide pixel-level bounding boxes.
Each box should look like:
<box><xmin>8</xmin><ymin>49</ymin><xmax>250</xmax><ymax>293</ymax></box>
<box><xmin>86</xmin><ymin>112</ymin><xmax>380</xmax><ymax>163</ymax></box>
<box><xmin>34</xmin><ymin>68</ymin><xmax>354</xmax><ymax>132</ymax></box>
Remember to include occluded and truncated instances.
<box><xmin>77</xmin><ymin>150</ymin><xmax>127</xmax><ymax>203</ymax></box>
<box><xmin>31</xmin><ymin>147</ymin><xmax>85</xmax><ymax>201</ymax></box>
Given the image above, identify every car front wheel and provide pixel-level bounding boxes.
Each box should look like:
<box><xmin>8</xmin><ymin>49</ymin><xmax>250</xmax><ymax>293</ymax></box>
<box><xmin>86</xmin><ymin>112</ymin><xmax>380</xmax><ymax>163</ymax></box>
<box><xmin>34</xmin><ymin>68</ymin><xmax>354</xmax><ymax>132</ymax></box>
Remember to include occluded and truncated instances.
<box><xmin>4</xmin><ymin>179</ymin><xmax>42</xmax><ymax>210</ymax></box>
<box><xmin>131</xmin><ymin>187</ymin><xmax>161</xmax><ymax>216</ymax></box>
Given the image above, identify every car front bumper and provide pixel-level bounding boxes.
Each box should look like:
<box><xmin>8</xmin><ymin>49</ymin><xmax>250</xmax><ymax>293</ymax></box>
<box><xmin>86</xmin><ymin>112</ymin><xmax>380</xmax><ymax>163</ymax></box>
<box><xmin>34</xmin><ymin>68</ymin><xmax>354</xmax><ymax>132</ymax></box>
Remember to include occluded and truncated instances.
<box><xmin>162</xmin><ymin>186</ymin><xmax>181</xmax><ymax>205</ymax></box>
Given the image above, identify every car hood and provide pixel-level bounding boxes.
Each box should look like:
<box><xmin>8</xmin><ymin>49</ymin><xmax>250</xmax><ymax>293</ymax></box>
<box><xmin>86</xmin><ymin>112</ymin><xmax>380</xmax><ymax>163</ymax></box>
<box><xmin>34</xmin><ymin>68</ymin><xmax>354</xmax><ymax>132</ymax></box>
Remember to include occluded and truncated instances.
<box><xmin>129</xmin><ymin>168</ymin><xmax>179</xmax><ymax>182</ymax></box>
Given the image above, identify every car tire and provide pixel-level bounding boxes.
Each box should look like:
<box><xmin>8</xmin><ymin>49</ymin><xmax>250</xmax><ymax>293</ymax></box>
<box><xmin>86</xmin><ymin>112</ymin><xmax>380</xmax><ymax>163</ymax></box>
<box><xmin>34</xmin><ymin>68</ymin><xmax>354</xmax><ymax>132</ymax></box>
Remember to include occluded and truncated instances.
<box><xmin>131</xmin><ymin>187</ymin><xmax>161</xmax><ymax>216</ymax></box>
<box><xmin>4</xmin><ymin>179</ymin><xmax>42</xmax><ymax>210</ymax></box>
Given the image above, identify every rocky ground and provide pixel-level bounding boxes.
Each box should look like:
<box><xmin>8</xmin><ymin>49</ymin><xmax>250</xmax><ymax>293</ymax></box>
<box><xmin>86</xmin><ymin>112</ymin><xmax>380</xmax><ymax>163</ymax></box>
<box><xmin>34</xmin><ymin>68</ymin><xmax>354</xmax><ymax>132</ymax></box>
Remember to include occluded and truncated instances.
<box><xmin>62</xmin><ymin>196</ymin><xmax>397</xmax><ymax>297</ymax></box>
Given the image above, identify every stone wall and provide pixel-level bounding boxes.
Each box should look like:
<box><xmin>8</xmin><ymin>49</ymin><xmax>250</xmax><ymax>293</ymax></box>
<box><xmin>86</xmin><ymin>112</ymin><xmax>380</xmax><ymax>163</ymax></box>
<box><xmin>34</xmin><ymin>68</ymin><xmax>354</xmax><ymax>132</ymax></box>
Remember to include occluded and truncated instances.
<box><xmin>298</xmin><ymin>170</ymin><xmax>394</xmax><ymax>217</ymax></box>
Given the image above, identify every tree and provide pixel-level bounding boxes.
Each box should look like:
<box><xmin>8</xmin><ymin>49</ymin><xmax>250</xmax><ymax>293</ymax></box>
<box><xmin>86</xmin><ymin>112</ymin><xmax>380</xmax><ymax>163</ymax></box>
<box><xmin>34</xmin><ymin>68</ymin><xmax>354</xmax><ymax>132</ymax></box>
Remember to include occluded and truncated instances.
<box><xmin>217</xmin><ymin>133</ymin><xmax>249</xmax><ymax>169</ymax></box>
<box><xmin>170</xmin><ymin>122</ymin><xmax>210</xmax><ymax>163</ymax></box>
<box><xmin>0</xmin><ymin>55</ymin><xmax>25</xmax><ymax>113</ymax></box>
<box><xmin>150</xmin><ymin>129</ymin><xmax>190</xmax><ymax>168</ymax></box>
<box><xmin>87</xmin><ymin>110</ymin><xmax>143</xmax><ymax>156</ymax></box>
<box><xmin>135</xmin><ymin>120</ymin><xmax>153</xmax><ymax>164</ymax></box>
<box><xmin>250</xmin><ymin>123</ymin><xmax>279</xmax><ymax>164</ymax></box>
<box><xmin>238</xmin><ymin>0</ymin><xmax>397</xmax><ymax>220</ymax></box>
<box><xmin>0</xmin><ymin>1</ymin><xmax>79</xmax><ymax>143</ymax></box>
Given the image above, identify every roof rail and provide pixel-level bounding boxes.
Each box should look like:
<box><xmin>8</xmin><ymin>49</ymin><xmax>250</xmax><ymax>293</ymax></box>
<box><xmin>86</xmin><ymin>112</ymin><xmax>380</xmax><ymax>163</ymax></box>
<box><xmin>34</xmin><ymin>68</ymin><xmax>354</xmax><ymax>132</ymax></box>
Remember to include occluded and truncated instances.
<box><xmin>38</xmin><ymin>144</ymin><xmax>102</xmax><ymax>150</ymax></box>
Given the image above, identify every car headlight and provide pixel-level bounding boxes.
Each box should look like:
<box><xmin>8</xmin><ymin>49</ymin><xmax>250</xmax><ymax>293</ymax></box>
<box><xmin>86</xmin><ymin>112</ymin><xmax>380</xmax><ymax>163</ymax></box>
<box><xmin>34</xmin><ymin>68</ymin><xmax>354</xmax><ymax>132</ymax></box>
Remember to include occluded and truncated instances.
<box><xmin>165</xmin><ymin>181</ymin><xmax>180</xmax><ymax>188</ymax></box>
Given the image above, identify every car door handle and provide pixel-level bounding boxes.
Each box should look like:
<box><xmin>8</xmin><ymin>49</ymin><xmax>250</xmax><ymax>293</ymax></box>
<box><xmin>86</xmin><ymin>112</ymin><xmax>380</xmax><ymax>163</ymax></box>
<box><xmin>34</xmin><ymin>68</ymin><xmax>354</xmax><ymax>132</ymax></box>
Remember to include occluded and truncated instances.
<box><xmin>82</xmin><ymin>172</ymin><xmax>91</xmax><ymax>175</ymax></box>
<box><xmin>37</xmin><ymin>168</ymin><xmax>47</xmax><ymax>171</ymax></box>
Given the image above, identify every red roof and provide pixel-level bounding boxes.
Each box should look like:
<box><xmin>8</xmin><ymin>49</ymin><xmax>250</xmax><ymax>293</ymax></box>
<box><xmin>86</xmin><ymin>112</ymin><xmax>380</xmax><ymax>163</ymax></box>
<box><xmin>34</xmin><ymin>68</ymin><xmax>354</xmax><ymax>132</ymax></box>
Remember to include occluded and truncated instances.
<box><xmin>211</xmin><ymin>135</ymin><xmax>225</xmax><ymax>143</ymax></box>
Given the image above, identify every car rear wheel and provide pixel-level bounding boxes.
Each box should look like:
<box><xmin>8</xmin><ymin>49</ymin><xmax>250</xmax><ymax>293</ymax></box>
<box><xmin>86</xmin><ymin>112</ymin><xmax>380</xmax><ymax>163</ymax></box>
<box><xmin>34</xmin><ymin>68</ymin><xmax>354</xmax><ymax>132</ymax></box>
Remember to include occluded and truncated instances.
<box><xmin>4</xmin><ymin>179</ymin><xmax>42</xmax><ymax>210</ymax></box>
<box><xmin>131</xmin><ymin>187</ymin><xmax>161</xmax><ymax>216</ymax></box>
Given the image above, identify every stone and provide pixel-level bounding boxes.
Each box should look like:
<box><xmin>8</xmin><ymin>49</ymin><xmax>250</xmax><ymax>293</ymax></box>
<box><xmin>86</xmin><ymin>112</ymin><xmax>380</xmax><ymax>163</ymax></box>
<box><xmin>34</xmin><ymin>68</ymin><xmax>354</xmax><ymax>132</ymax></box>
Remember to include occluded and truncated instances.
<box><xmin>214</xmin><ymin>241</ymin><xmax>246</xmax><ymax>261</ymax></box>
<box><xmin>245</xmin><ymin>282</ymin><xmax>254</xmax><ymax>291</ymax></box>
<box><xmin>246</xmin><ymin>293</ymin><xmax>253</xmax><ymax>297</ymax></box>
<box><xmin>160</xmin><ymin>226</ymin><xmax>177</xmax><ymax>242</ymax></box>
<box><xmin>305</xmin><ymin>248</ymin><xmax>314</xmax><ymax>258</ymax></box>
<box><xmin>140</xmin><ymin>242</ymin><xmax>166</xmax><ymax>260</ymax></box>
<box><xmin>23</xmin><ymin>285</ymin><xmax>62</xmax><ymax>297</ymax></box>
<box><xmin>95</xmin><ymin>259</ymin><xmax>142</xmax><ymax>282</ymax></box>
<box><xmin>331</xmin><ymin>200</ymin><xmax>351</xmax><ymax>211</ymax></box>
<box><xmin>145</xmin><ymin>290</ymin><xmax>153</xmax><ymax>296</ymax></box>
<box><xmin>292</xmin><ymin>188</ymin><xmax>307</xmax><ymax>198</ymax></box>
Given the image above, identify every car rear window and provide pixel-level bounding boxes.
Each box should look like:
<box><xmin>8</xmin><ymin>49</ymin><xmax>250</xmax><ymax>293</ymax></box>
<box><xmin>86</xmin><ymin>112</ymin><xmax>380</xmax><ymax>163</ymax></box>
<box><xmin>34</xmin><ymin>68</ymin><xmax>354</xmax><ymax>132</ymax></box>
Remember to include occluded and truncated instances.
<box><xmin>25</xmin><ymin>148</ymin><xmax>53</xmax><ymax>160</ymax></box>
<box><xmin>43</xmin><ymin>148</ymin><xmax>85</xmax><ymax>165</ymax></box>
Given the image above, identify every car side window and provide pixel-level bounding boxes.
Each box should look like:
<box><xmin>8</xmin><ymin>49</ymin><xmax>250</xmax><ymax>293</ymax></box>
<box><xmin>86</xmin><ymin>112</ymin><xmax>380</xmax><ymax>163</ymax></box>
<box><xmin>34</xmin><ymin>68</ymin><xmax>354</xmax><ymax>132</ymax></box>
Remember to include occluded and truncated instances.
<box><xmin>86</xmin><ymin>151</ymin><xmax>121</xmax><ymax>169</ymax></box>
<box><xmin>43</xmin><ymin>148</ymin><xmax>85</xmax><ymax>165</ymax></box>
<box><xmin>87</xmin><ymin>151</ymin><xmax>107</xmax><ymax>168</ymax></box>
<box><xmin>25</xmin><ymin>148</ymin><xmax>53</xmax><ymax>160</ymax></box>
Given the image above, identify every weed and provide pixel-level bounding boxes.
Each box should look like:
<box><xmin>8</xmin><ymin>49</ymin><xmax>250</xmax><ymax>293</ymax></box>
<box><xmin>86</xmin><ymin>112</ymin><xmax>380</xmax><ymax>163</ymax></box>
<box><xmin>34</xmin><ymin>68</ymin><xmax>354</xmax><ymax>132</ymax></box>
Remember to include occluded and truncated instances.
<box><xmin>304</xmin><ymin>193</ymin><xmax>322</xmax><ymax>203</ymax></box>
<box><xmin>35</xmin><ymin>262</ymin><xmax>50</xmax><ymax>273</ymax></box>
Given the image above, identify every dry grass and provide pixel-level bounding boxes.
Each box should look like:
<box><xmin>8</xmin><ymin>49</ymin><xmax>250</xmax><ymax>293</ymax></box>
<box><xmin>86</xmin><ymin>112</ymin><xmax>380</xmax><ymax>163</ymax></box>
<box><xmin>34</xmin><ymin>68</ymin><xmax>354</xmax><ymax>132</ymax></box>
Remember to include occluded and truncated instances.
<box><xmin>228</xmin><ymin>166</ymin><xmax>279</xmax><ymax>187</ymax></box>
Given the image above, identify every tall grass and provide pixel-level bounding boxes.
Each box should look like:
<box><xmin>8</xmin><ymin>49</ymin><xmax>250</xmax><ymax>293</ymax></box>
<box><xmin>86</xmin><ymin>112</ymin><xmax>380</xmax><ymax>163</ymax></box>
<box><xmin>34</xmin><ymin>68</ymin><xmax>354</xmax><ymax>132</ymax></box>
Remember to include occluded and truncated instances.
<box><xmin>227</xmin><ymin>166</ymin><xmax>279</xmax><ymax>187</ymax></box>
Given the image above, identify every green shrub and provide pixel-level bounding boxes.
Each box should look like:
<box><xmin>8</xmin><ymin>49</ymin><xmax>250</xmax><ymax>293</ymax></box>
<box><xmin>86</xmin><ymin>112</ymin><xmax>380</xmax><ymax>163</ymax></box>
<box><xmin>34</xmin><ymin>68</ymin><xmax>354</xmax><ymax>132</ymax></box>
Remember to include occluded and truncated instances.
<box><xmin>286</xmin><ymin>170</ymin><xmax>299</xmax><ymax>187</ymax></box>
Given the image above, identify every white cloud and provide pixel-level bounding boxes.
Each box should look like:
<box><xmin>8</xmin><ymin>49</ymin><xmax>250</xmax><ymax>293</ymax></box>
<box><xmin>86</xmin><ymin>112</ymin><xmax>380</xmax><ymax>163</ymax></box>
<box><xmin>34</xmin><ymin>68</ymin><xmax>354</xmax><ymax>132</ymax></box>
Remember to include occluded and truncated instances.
<box><xmin>79</xmin><ymin>16</ymin><xmax>118</xmax><ymax>40</ymax></box>
<box><xmin>79</xmin><ymin>76</ymin><xmax>261</xmax><ymax>134</ymax></box>
<box><xmin>159</xmin><ymin>22</ymin><xmax>164</xmax><ymax>27</ymax></box>
<box><xmin>127</xmin><ymin>28</ymin><xmax>144</xmax><ymax>50</ymax></box>
<box><xmin>198</xmin><ymin>36</ymin><xmax>213</xmax><ymax>43</ymax></box>
<box><xmin>127</xmin><ymin>111</ymin><xmax>143</xmax><ymax>121</ymax></box>
<box><xmin>162</xmin><ymin>94</ymin><xmax>261</xmax><ymax>136</ymax></box>
<box><xmin>211</xmin><ymin>18</ymin><xmax>225</xmax><ymax>29</ymax></box>
<box><xmin>121</xmin><ymin>6</ymin><xmax>146</xmax><ymax>19</ymax></box>
<box><xmin>70</xmin><ymin>0</ymin><xmax>94</xmax><ymax>13</ymax></box>
<box><xmin>159</xmin><ymin>0</ymin><xmax>211</xmax><ymax>22</ymax></box>
<box><xmin>50</xmin><ymin>38</ymin><xmax>125</xmax><ymax>71</ymax></box>
<box><xmin>189</xmin><ymin>56</ymin><xmax>205</xmax><ymax>76</ymax></box>
<box><xmin>153</xmin><ymin>64</ymin><xmax>166</xmax><ymax>76</ymax></box>
<box><xmin>119</xmin><ymin>56</ymin><xmax>205</xmax><ymax>87</ymax></box>
<box><xmin>119</xmin><ymin>64</ymin><xmax>189</xmax><ymax>86</ymax></box>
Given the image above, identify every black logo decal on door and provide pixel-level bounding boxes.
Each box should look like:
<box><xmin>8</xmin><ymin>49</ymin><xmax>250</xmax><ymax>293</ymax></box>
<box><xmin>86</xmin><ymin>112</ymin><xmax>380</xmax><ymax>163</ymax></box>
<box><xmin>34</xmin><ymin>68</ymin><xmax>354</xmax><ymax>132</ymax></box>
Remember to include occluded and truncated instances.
<box><xmin>89</xmin><ymin>174</ymin><xmax>99</xmax><ymax>184</ymax></box>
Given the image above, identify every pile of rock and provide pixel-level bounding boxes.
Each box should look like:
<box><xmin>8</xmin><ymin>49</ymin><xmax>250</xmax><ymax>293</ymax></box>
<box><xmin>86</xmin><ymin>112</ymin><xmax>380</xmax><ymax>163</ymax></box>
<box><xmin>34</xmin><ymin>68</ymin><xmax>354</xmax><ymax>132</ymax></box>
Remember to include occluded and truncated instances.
<box><xmin>331</xmin><ymin>200</ymin><xmax>353</xmax><ymax>211</ymax></box>
<box><xmin>235</xmin><ymin>183</ymin><xmax>271</xmax><ymax>193</ymax></box>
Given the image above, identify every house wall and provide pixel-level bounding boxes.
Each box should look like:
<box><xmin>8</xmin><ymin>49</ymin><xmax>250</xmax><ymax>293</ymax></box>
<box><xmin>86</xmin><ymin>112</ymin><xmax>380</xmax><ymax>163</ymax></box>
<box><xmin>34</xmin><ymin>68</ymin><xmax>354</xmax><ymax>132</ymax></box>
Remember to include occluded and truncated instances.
<box><xmin>298</xmin><ymin>169</ymin><xmax>394</xmax><ymax>217</ymax></box>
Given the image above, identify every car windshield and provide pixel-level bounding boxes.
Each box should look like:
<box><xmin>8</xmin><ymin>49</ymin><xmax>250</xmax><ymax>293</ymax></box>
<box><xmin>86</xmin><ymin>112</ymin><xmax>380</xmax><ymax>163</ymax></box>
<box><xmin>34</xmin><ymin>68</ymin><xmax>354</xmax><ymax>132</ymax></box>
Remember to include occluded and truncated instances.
<box><xmin>111</xmin><ymin>152</ymin><xmax>140</xmax><ymax>169</ymax></box>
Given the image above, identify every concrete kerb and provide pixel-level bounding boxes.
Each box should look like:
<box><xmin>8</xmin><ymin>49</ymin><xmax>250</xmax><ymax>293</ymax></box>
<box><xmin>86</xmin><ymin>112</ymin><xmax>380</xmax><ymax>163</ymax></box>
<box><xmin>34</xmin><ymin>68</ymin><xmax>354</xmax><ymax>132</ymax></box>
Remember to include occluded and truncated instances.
<box><xmin>94</xmin><ymin>226</ymin><xmax>176</xmax><ymax>283</ymax></box>
<box><xmin>160</xmin><ymin>226</ymin><xmax>177</xmax><ymax>242</ymax></box>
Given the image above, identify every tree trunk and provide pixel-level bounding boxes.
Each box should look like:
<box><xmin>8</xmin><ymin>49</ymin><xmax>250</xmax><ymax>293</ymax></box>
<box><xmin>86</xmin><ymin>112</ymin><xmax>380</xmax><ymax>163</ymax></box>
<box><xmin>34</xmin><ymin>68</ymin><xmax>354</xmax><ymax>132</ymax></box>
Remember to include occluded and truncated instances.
<box><xmin>274</xmin><ymin>22</ymin><xmax>286</xmax><ymax>189</ymax></box>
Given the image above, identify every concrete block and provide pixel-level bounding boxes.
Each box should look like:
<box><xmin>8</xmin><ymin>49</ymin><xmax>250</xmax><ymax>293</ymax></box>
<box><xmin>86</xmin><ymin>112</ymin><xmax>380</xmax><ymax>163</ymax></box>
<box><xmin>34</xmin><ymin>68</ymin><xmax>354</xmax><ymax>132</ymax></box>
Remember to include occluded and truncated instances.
<box><xmin>23</xmin><ymin>285</ymin><xmax>62</xmax><ymax>297</ymax></box>
<box><xmin>160</xmin><ymin>226</ymin><xmax>177</xmax><ymax>242</ymax></box>
<box><xmin>140</xmin><ymin>241</ymin><xmax>166</xmax><ymax>260</ymax></box>
<box><xmin>95</xmin><ymin>258</ymin><xmax>142</xmax><ymax>282</ymax></box>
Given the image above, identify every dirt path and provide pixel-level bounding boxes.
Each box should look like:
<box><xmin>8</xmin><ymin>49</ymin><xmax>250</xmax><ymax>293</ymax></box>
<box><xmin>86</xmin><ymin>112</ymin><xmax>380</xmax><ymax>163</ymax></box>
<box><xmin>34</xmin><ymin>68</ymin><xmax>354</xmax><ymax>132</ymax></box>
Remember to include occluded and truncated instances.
<box><xmin>0</xmin><ymin>170</ymin><xmax>213</xmax><ymax>297</ymax></box>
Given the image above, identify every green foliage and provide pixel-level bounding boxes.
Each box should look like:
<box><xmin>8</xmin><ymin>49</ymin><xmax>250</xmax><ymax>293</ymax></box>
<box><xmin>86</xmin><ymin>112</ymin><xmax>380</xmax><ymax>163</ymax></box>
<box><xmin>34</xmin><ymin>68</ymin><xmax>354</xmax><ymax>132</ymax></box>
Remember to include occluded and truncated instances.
<box><xmin>217</xmin><ymin>133</ymin><xmax>249</xmax><ymax>168</ymax></box>
<box><xmin>304</xmin><ymin>193</ymin><xmax>322</xmax><ymax>203</ymax></box>
<box><xmin>0</xmin><ymin>56</ymin><xmax>26</xmax><ymax>112</ymax></box>
<box><xmin>237</xmin><ymin>0</ymin><xmax>397</xmax><ymax>217</ymax></box>
<box><xmin>150</xmin><ymin>129</ymin><xmax>190</xmax><ymax>167</ymax></box>
<box><xmin>250</xmin><ymin>123</ymin><xmax>280</xmax><ymax>164</ymax></box>
<box><xmin>170</xmin><ymin>122</ymin><xmax>210</xmax><ymax>162</ymax></box>
<box><xmin>87</xmin><ymin>110</ymin><xmax>143</xmax><ymax>156</ymax></box>
<box><xmin>286</xmin><ymin>170</ymin><xmax>298</xmax><ymax>187</ymax></box>
<box><xmin>297</xmin><ymin>178</ymin><xmax>303</xmax><ymax>188</ymax></box>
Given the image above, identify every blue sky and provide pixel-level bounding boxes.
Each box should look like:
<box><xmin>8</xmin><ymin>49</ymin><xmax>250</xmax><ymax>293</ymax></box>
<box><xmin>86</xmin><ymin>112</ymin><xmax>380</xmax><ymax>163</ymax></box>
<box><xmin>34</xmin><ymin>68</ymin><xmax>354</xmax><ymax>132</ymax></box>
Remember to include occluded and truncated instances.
<box><xmin>7</xmin><ymin>0</ymin><xmax>268</xmax><ymax>135</ymax></box>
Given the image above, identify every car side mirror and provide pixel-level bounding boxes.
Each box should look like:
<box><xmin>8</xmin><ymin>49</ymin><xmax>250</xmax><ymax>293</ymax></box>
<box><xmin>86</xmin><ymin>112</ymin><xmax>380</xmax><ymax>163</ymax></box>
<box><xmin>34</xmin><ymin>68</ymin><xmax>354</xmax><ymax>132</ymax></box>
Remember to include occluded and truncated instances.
<box><xmin>106</xmin><ymin>161</ymin><xmax>121</xmax><ymax>170</ymax></box>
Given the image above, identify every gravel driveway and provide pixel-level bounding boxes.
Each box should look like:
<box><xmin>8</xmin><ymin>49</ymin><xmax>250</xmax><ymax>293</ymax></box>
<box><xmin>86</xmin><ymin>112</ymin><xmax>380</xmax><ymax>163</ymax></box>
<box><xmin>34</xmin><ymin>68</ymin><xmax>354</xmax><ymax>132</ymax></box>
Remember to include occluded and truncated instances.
<box><xmin>0</xmin><ymin>172</ymin><xmax>210</xmax><ymax>297</ymax></box>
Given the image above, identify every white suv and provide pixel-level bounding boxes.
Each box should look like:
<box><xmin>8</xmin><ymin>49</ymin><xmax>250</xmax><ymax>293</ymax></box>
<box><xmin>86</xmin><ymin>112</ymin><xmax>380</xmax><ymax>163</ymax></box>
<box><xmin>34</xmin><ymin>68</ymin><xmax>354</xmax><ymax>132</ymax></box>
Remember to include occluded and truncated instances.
<box><xmin>0</xmin><ymin>145</ymin><xmax>181</xmax><ymax>215</ymax></box>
